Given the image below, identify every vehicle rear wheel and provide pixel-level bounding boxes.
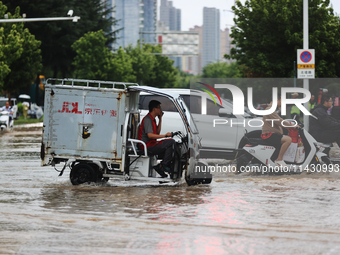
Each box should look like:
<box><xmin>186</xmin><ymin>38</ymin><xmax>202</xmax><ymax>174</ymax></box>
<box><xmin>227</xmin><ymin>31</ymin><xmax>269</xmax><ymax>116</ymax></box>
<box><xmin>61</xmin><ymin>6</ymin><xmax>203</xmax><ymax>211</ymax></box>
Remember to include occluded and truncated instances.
<box><xmin>70</xmin><ymin>163</ymin><xmax>95</xmax><ymax>185</ymax></box>
<box><xmin>88</xmin><ymin>163</ymin><xmax>109</xmax><ymax>183</ymax></box>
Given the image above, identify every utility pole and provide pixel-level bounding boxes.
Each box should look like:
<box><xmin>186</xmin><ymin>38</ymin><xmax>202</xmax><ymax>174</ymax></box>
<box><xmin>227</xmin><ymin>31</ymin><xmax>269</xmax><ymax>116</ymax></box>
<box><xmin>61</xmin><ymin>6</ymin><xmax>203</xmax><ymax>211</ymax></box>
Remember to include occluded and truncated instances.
<box><xmin>303</xmin><ymin>0</ymin><xmax>309</xmax><ymax>130</ymax></box>
<box><xmin>294</xmin><ymin>61</ymin><xmax>296</xmax><ymax>87</ymax></box>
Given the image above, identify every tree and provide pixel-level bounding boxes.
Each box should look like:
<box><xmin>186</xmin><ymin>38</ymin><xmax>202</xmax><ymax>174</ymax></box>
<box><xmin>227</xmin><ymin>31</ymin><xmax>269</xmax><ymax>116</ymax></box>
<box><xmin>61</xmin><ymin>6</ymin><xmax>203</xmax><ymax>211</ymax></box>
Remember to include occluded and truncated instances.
<box><xmin>146</xmin><ymin>53</ymin><xmax>178</xmax><ymax>88</ymax></box>
<box><xmin>2</xmin><ymin>0</ymin><xmax>119</xmax><ymax>78</ymax></box>
<box><xmin>226</xmin><ymin>0</ymin><xmax>340</xmax><ymax>77</ymax></box>
<box><xmin>72</xmin><ymin>30</ymin><xmax>113</xmax><ymax>80</ymax></box>
<box><xmin>0</xmin><ymin>3</ymin><xmax>22</xmax><ymax>89</ymax></box>
<box><xmin>109</xmin><ymin>48</ymin><xmax>136</xmax><ymax>82</ymax></box>
<box><xmin>72</xmin><ymin>32</ymin><xmax>177</xmax><ymax>86</ymax></box>
<box><xmin>125</xmin><ymin>43</ymin><xmax>157</xmax><ymax>85</ymax></box>
<box><xmin>175</xmin><ymin>70</ymin><xmax>195</xmax><ymax>88</ymax></box>
<box><xmin>0</xmin><ymin>4</ymin><xmax>42</xmax><ymax>94</ymax></box>
<box><xmin>202</xmin><ymin>62</ymin><xmax>242</xmax><ymax>78</ymax></box>
<box><xmin>72</xmin><ymin>30</ymin><xmax>136</xmax><ymax>82</ymax></box>
<box><xmin>136</xmin><ymin>44</ymin><xmax>178</xmax><ymax>87</ymax></box>
<box><xmin>0</xmin><ymin>27</ymin><xmax>21</xmax><ymax>88</ymax></box>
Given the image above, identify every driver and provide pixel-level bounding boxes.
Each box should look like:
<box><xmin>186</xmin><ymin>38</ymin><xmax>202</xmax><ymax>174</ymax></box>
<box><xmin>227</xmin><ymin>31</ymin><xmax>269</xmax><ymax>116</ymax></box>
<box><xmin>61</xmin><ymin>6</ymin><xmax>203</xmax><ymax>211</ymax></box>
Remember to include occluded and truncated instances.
<box><xmin>261</xmin><ymin>96</ymin><xmax>299</xmax><ymax>168</ymax></box>
<box><xmin>1</xmin><ymin>101</ymin><xmax>14</xmax><ymax>123</ymax></box>
<box><xmin>138</xmin><ymin>100</ymin><xmax>175</xmax><ymax>178</ymax></box>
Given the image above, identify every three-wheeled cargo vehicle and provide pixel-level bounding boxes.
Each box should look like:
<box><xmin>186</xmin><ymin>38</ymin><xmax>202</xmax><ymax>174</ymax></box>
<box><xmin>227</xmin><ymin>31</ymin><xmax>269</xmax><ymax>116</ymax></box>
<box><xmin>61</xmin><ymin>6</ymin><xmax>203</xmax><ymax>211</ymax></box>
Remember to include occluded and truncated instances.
<box><xmin>41</xmin><ymin>78</ymin><xmax>212</xmax><ymax>186</ymax></box>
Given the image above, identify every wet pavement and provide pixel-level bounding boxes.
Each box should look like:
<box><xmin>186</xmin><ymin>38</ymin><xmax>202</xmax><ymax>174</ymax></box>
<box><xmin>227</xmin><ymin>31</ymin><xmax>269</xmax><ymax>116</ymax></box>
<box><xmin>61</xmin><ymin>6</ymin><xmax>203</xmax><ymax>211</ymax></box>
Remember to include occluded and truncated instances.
<box><xmin>1</xmin><ymin>125</ymin><xmax>340</xmax><ymax>254</ymax></box>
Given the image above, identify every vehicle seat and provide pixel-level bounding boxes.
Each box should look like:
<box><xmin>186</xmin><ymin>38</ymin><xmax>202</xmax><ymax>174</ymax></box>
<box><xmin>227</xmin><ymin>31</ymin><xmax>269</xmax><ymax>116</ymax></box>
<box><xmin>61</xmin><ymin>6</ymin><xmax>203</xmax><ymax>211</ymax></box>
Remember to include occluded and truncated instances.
<box><xmin>248</xmin><ymin>138</ymin><xmax>274</xmax><ymax>146</ymax></box>
<box><xmin>314</xmin><ymin>141</ymin><xmax>333</xmax><ymax>148</ymax></box>
<box><xmin>127</xmin><ymin>138</ymin><xmax>164</xmax><ymax>160</ymax></box>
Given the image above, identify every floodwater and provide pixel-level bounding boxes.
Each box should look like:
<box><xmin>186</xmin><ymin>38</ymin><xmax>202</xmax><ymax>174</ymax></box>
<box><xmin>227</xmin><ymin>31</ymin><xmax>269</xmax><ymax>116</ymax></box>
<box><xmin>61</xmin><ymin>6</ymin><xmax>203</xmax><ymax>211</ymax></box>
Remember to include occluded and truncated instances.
<box><xmin>1</xmin><ymin>126</ymin><xmax>340</xmax><ymax>254</ymax></box>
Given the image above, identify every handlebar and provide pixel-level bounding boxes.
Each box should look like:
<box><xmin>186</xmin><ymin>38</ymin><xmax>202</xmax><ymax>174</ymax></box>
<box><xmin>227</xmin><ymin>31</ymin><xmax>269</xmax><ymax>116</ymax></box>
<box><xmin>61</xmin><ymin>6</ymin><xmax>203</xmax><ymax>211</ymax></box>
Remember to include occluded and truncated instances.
<box><xmin>171</xmin><ymin>131</ymin><xmax>188</xmax><ymax>144</ymax></box>
<box><xmin>296</xmin><ymin>120</ymin><xmax>304</xmax><ymax>129</ymax></box>
<box><xmin>171</xmin><ymin>131</ymin><xmax>181</xmax><ymax>137</ymax></box>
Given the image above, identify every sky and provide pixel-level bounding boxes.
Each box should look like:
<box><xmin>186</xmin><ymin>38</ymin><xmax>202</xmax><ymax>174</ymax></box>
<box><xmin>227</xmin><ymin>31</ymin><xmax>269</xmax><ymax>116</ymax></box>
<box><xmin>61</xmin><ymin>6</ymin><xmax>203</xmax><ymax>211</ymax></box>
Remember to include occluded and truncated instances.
<box><xmin>157</xmin><ymin>0</ymin><xmax>340</xmax><ymax>31</ymax></box>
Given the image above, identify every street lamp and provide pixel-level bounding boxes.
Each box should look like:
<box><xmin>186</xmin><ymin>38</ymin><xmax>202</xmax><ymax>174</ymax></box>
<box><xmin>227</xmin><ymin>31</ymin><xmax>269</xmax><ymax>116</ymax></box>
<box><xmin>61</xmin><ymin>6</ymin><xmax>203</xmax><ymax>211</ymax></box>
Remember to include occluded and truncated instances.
<box><xmin>0</xmin><ymin>10</ymin><xmax>80</xmax><ymax>23</ymax></box>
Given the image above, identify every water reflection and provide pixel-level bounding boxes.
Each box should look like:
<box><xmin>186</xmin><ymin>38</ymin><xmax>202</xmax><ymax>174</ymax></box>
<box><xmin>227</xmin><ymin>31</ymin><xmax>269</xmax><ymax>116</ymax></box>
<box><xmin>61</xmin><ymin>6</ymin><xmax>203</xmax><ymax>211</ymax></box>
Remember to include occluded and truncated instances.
<box><xmin>40</xmin><ymin>185</ymin><xmax>212</xmax><ymax>221</ymax></box>
<box><xmin>3</xmin><ymin>125</ymin><xmax>340</xmax><ymax>254</ymax></box>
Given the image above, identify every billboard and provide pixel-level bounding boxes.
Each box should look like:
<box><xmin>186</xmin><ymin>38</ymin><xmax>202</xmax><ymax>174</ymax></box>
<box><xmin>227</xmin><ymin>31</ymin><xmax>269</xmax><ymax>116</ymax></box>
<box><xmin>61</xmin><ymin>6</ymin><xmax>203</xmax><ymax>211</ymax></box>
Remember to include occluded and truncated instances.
<box><xmin>157</xmin><ymin>32</ymin><xmax>199</xmax><ymax>56</ymax></box>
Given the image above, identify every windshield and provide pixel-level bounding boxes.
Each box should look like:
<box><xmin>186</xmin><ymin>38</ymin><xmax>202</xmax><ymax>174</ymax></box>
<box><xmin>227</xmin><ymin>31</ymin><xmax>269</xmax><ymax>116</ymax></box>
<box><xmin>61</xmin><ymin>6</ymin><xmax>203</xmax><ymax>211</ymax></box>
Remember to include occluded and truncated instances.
<box><xmin>0</xmin><ymin>101</ymin><xmax>7</xmax><ymax>108</ymax></box>
<box><xmin>177</xmin><ymin>97</ymin><xmax>199</xmax><ymax>134</ymax></box>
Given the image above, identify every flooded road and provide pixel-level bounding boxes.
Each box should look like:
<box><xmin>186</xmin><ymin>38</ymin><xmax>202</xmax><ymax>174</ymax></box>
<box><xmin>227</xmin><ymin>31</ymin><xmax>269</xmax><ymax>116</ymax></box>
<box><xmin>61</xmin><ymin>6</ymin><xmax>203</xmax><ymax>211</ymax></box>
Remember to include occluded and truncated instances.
<box><xmin>1</xmin><ymin>126</ymin><xmax>340</xmax><ymax>254</ymax></box>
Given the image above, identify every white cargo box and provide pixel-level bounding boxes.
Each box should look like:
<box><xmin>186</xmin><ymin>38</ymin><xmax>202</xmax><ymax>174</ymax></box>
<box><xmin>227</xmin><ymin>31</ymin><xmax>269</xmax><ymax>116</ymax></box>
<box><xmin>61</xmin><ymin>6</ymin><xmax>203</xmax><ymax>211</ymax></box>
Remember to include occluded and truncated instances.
<box><xmin>41</xmin><ymin>79</ymin><xmax>139</xmax><ymax>164</ymax></box>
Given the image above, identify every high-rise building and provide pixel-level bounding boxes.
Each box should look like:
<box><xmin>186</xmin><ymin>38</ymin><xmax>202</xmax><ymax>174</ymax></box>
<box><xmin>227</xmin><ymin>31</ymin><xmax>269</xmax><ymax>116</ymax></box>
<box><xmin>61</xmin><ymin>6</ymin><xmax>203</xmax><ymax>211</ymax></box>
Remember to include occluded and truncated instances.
<box><xmin>202</xmin><ymin>7</ymin><xmax>220</xmax><ymax>68</ymax></box>
<box><xmin>185</xmin><ymin>25</ymin><xmax>234</xmax><ymax>75</ymax></box>
<box><xmin>159</xmin><ymin>0</ymin><xmax>182</xmax><ymax>69</ymax></box>
<box><xmin>113</xmin><ymin>0</ymin><xmax>157</xmax><ymax>49</ymax></box>
<box><xmin>220</xmin><ymin>27</ymin><xmax>233</xmax><ymax>64</ymax></box>
<box><xmin>186</xmin><ymin>25</ymin><xmax>203</xmax><ymax>75</ymax></box>
<box><xmin>142</xmin><ymin>0</ymin><xmax>157</xmax><ymax>44</ymax></box>
<box><xmin>160</xmin><ymin>0</ymin><xmax>181</xmax><ymax>31</ymax></box>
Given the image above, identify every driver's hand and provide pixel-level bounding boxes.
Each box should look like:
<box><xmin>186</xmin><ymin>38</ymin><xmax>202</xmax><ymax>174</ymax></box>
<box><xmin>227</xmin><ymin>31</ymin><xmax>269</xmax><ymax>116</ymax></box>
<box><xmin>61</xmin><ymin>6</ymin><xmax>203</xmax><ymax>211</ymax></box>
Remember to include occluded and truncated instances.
<box><xmin>165</xmin><ymin>132</ymin><xmax>172</xmax><ymax>138</ymax></box>
<box><xmin>295</xmin><ymin>125</ymin><xmax>301</xmax><ymax>129</ymax></box>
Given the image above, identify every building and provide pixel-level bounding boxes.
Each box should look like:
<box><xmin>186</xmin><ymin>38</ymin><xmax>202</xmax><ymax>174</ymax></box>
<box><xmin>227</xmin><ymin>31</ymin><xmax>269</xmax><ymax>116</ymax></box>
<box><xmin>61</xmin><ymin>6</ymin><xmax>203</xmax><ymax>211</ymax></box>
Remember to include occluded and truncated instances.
<box><xmin>185</xmin><ymin>25</ymin><xmax>203</xmax><ymax>75</ymax></box>
<box><xmin>142</xmin><ymin>0</ymin><xmax>157</xmax><ymax>44</ymax></box>
<box><xmin>185</xmin><ymin>25</ymin><xmax>234</xmax><ymax>75</ymax></box>
<box><xmin>159</xmin><ymin>0</ymin><xmax>182</xmax><ymax>69</ymax></box>
<box><xmin>160</xmin><ymin>0</ymin><xmax>181</xmax><ymax>31</ymax></box>
<box><xmin>220</xmin><ymin>27</ymin><xmax>233</xmax><ymax>64</ymax></box>
<box><xmin>202</xmin><ymin>7</ymin><xmax>220</xmax><ymax>68</ymax></box>
<box><xmin>113</xmin><ymin>0</ymin><xmax>157</xmax><ymax>49</ymax></box>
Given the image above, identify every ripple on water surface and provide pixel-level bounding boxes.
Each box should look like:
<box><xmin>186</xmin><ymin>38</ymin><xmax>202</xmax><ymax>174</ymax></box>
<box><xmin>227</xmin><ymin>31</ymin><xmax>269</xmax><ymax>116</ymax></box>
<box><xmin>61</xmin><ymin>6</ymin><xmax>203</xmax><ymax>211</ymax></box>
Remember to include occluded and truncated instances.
<box><xmin>1</xmin><ymin>126</ymin><xmax>340</xmax><ymax>254</ymax></box>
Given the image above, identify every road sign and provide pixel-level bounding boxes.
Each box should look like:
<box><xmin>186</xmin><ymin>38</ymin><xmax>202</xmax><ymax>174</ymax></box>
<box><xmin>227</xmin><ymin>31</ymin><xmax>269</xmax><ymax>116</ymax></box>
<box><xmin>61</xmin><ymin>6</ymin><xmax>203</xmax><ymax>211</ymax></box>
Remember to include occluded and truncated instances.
<box><xmin>300</xmin><ymin>51</ymin><xmax>312</xmax><ymax>63</ymax></box>
<box><xmin>297</xmin><ymin>64</ymin><xmax>315</xmax><ymax>69</ymax></box>
<box><xmin>297</xmin><ymin>49</ymin><xmax>315</xmax><ymax>79</ymax></box>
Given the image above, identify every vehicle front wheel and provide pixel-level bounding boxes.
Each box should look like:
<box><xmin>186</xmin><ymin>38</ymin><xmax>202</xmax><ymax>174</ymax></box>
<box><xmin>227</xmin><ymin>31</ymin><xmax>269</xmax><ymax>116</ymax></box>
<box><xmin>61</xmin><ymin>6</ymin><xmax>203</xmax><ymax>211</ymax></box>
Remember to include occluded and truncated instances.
<box><xmin>236</xmin><ymin>154</ymin><xmax>251</xmax><ymax>173</ymax></box>
<box><xmin>185</xmin><ymin>175</ymin><xmax>197</xmax><ymax>186</ymax></box>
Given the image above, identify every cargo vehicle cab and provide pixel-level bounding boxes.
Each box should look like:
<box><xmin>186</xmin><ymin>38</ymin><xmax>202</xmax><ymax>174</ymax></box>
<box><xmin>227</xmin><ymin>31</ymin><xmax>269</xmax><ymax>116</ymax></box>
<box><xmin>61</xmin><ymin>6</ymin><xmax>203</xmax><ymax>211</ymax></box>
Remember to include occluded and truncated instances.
<box><xmin>41</xmin><ymin>79</ymin><xmax>211</xmax><ymax>186</ymax></box>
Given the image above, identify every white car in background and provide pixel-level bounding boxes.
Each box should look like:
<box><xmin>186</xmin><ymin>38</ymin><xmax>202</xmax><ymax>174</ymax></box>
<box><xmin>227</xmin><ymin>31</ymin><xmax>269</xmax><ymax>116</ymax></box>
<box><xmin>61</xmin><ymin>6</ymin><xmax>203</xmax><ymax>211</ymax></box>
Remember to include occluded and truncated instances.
<box><xmin>139</xmin><ymin>89</ymin><xmax>262</xmax><ymax>159</ymax></box>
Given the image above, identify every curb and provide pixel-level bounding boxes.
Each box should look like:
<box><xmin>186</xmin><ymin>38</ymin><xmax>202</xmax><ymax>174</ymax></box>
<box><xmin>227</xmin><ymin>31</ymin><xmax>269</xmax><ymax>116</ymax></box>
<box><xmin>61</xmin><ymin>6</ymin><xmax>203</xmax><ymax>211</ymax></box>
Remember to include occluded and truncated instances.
<box><xmin>13</xmin><ymin>123</ymin><xmax>43</xmax><ymax>128</ymax></box>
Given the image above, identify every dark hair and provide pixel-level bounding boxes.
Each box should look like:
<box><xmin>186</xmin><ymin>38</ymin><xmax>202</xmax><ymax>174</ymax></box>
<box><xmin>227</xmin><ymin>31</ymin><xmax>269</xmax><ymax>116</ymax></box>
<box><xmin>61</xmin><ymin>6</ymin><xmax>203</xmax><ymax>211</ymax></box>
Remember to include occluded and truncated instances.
<box><xmin>148</xmin><ymin>100</ymin><xmax>161</xmax><ymax>112</ymax></box>
<box><xmin>321</xmin><ymin>94</ymin><xmax>331</xmax><ymax>105</ymax></box>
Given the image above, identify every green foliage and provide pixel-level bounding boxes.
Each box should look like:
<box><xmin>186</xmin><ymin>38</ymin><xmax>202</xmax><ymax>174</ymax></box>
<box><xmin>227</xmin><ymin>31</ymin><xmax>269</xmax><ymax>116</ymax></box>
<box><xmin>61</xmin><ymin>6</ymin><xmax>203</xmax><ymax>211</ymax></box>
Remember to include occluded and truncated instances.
<box><xmin>14</xmin><ymin>115</ymin><xmax>43</xmax><ymax>125</ymax></box>
<box><xmin>125</xmin><ymin>43</ymin><xmax>157</xmax><ymax>84</ymax></box>
<box><xmin>202</xmin><ymin>62</ymin><xmax>242</xmax><ymax>78</ymax></box>
<box><xmin>72</xmin><ymin>30</ymin><xmax>113</xmax><ymax>80</ymax></box>
<box><xmin>126</xmin><ymin>43</ymin><xmax>178</xmax><ymax>87</ymax></box>
<box><xmin>227</xmin><ymin>0</ymin><xmax>340</xmax><ymax>77</ymax></box>
<box><xmin>72</xmin><ymin>30</ymin><xmax>136</xmax><ymax>82</ymax></box>
<box><xmin>0</xmin><ymin>27</ymin><xmax>13</xmax><ymax>85</ymax></box>
<box><xmin>174</xmin><ymin>70</ymin><xmax>194</xmax><ymax>88</ymax></box>
<box><xmin>147</xmin><ymin>53</ymin><xmax>178</xmax><ymax>88</ymax></box>
<box><xmin>0</xmin><ymin>4</ymin><xmax>42</xmax><ymax>93</ymax></box>
<box><xmin>109</xmin><ymin>48</ymin><xmax>136</xmax><ymax>82</ymax></box>
<box><xmin>72</xmin><ymin>32</ymin><xmax>178</xmax><ymax>87</ymax></box>
<box><xmin>2</xmin><ymin>0</ymin><xmax>119</xmax><ymax>77</ymax></box>
<box><xmin>17</xmin><ymin>102</ymin><xmax>23</xmax><ymax>114</ymax></box>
